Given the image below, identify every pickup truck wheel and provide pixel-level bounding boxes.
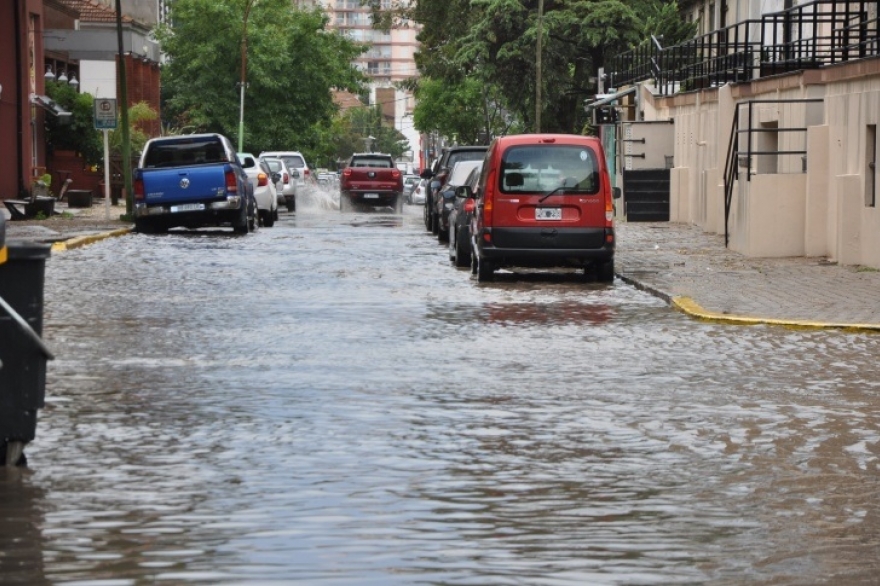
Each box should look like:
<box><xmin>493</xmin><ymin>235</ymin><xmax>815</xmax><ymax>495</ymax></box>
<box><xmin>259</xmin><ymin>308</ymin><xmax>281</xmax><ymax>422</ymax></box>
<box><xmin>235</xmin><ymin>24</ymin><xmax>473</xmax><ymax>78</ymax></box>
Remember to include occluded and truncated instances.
<box><xmin>135</xmin><ymin>218</ymin><xmax>167</xmax><ymax>234</ymax></box>
<box><xmin>233</xmin><ymin>201</ymin><xmax>249</xmax><ymax>234</ymax></box>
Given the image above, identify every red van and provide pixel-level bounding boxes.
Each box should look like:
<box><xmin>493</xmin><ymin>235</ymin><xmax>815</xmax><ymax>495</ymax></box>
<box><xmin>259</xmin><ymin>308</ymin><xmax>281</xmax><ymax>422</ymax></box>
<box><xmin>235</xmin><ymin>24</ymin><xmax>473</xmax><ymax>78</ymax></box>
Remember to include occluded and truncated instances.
<box><xmin>468</xmin><ymin>134</ymin><xmax>619</xmax><ymax>282</ymax></box>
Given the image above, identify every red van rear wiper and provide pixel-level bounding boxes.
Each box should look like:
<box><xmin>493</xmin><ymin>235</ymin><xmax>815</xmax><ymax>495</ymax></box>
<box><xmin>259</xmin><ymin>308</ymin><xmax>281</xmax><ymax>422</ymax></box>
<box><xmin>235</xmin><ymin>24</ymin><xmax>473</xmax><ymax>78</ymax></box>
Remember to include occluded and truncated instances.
<box><xmin>539</xmin><ymin>186</ymin><xmax>569</xmax><ymax>202</ymax></box>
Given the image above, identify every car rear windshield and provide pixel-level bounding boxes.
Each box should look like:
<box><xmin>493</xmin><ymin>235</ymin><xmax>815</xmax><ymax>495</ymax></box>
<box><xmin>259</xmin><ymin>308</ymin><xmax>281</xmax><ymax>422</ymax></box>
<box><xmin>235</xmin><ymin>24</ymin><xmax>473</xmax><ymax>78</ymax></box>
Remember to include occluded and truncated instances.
<box><xmin>264</xmin><ymin>159</ymin><xmax>283</xmax><ymax>173</ymax></box>
<box><xmin>445</xmin><ymin>150</ymin><xmax>486</xmax><ymax>169</ymax></box>
<box><xmin>350</xmin><ymin>157</ymin><xmax>393</xmax><ymax>168</ymax></box>
<box><xmin>143</xmin><ymin>138</ymin><xmax>227</xmax><ymax>168</ymax></box>
<box><xmin>500</xmin><ymin>145</ymin><xmax>600</xmax><ymax>194</ymax></box>
<box><xmin>278</xmin><ymin>155</ymin><xmax>305</xmax><ymax>169</ymax></box>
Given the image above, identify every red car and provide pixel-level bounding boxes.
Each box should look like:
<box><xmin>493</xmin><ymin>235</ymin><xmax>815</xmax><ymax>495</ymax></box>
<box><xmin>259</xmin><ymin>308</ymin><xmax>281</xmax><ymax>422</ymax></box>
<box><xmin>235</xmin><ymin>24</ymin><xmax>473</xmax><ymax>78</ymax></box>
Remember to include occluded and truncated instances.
<box><xmin>468</xmin><ymin>134</ymin><xmax>619</xmax><ymax>282</ymax></box>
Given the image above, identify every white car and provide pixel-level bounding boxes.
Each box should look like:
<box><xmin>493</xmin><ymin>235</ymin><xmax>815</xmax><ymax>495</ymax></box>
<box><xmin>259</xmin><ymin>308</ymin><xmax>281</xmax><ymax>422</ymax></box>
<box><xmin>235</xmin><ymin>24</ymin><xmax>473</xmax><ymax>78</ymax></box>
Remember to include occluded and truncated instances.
<box><xmin>409</xmin><ymin>178</ymin><xmax>428</xmax><ymax>205</ymax></box>
<box><xmin>261</xmin><ymin>157</ymin><xmax>296</xmax><ymax>212</ymax></box>
<box><xmin>259</xmin><ymin>151</ymin><xmax>312</xmax><ymax>211</ymax></box>
<box><xmin>237</xmin><ymin>152</ymin><xmax>278</xmax><ymax>227</ymax></box>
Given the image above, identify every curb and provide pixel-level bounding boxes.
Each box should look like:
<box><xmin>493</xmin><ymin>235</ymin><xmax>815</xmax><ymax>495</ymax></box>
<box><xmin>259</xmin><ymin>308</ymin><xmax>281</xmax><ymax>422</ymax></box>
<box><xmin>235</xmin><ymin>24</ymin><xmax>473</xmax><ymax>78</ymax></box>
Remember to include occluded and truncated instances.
<box><xmin>50</xmin><ymin>227</ymin><xmax>133</xmax><ymax>253</ymax></box>
<box><xmin>618</xmin><ymin>273</ymin><xmax>880</xmax><ymax>332</ymax></box>
<box><xmin>671</xmin><ymin>297</ymin><xmax>880</xmax><ymax>332</ymax></box>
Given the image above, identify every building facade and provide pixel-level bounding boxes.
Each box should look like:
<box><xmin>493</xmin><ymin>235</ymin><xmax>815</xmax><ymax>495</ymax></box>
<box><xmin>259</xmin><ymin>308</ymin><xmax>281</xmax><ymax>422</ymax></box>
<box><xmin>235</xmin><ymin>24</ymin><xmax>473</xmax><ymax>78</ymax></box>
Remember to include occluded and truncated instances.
<box><xmin>602</xmin><ymin>0</ymin><xmax>880</xmax><ymax>269</ymax></box>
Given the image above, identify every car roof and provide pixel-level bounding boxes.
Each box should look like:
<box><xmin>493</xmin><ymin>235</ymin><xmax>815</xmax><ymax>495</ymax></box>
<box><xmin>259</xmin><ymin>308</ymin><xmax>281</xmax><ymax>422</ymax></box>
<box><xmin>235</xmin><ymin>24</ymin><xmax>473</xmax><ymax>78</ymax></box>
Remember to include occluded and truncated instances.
<box><xmin>494</xmin><ymin>134</ymin><xmax>601</xmax><ymax>148</ymax></box>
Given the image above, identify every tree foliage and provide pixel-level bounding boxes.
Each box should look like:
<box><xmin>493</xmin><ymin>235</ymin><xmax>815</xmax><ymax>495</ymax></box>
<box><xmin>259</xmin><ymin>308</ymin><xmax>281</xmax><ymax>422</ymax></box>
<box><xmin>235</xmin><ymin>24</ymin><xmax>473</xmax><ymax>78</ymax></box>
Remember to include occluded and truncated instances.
<box><xmin>45</xmin><ymin>81</ymin><xmax>102</xmax><ymax>166</ymax></box>
<box><xmin>156</xmin><ymin>0</ymin><xmax>366</xmax><ymax>155</ymax></box>
<box><xmin>312</xmin><ymin>106</ymin><xmax>410</xmax><ymax>168</ymax></box>
<box><xmin>412</xmin><ymin>77</ymin><xmax>516</xmax><ymax>145</ymax></box>
<box><xmin>401</xmin><ymin>0</ymin><xmax>694</xmax><ymax>137</ymax></box>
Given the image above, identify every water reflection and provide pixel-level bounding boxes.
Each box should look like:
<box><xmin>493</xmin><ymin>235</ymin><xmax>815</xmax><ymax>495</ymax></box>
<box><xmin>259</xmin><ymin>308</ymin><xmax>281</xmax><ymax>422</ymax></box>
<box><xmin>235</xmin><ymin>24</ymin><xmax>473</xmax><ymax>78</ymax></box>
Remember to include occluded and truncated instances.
<box><xmin>8</xmin><ymin>204</ymin><xmax>880</xmax><ymax>584</ymax></box>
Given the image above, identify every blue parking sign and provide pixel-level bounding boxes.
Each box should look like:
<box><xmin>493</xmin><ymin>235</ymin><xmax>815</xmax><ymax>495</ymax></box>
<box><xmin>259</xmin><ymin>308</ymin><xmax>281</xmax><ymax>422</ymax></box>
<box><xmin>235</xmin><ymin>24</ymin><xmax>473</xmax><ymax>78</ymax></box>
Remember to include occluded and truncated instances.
<box><xmin>94</xmin><ymin>98</ymin><xmax>118</xmax><ymax>130</ymax></box>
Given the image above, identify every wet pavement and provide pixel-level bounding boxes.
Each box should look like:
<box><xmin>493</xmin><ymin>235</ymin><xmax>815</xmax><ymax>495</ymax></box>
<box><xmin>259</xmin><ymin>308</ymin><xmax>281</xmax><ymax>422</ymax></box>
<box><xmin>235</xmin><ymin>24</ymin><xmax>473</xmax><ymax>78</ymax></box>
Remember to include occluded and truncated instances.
<box><xmin>1</xmin><ymin>192</ymin><xmax>880</xmax><ymax>584</ymax></box>
<box><xmin>7</xmin><ymin>197</ymin><xmax>880</xmax><ymax>329</ymax></box>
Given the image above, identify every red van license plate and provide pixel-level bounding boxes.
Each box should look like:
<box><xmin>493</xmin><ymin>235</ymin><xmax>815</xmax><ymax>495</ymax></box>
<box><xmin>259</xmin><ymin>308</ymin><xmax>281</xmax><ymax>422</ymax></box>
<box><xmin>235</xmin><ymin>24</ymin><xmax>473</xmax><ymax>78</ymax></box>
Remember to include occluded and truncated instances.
<box><xmin>536</xmin><ymin>208</ymin><xmax>562</xmax><ymax>220</ymax></box>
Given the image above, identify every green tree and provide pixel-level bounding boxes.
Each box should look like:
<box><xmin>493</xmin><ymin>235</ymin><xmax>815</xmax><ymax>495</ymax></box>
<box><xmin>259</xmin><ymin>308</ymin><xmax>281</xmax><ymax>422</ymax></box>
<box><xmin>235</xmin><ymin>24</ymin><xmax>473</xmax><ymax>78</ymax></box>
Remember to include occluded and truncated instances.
<box><xmin>405</xmin><ymin>0</ymin><xmax>693</xmax><ymax>135</ymax></box>
<box><xmin>156</xmin><ymin>0</ymin><xmax>366</xmax><ymax>154</ymax></box>
<box><xmin>412</xmin><ymin>77</ymin><xmax>515</xmax><ymax>144</ymax></box>
<box><xmin>44</xmin><ymin>81</ymin><xmax>102</xmax><ymax>166</ymax></box>
<box><xmin>108</xmin><ymin>102</ymin><xmax>159</xmax><ymax>159</ymax></box>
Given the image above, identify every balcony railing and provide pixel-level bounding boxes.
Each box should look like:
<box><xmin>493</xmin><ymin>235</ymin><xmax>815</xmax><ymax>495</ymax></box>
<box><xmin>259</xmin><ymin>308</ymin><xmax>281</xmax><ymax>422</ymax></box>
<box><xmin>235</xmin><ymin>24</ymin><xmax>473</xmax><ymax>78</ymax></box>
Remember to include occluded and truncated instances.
<box><xmin>607</xmin><ymin>0</ymin><xmax>880</xmax><ymax>95</ymax></box>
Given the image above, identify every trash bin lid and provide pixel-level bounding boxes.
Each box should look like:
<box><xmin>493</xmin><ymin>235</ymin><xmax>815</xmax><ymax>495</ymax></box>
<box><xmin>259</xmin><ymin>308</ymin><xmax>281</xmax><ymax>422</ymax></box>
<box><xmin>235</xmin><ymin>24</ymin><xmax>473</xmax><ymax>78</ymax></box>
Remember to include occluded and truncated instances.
<box><xmin>4</xmin><ymin>240</ymin><xmax>52</xmax><ymax>261</ymax></box>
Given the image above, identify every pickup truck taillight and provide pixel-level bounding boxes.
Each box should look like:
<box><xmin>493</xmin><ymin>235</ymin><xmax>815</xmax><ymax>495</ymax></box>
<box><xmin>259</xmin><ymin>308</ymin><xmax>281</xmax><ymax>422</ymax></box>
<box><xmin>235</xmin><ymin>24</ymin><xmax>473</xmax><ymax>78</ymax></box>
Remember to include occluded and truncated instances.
<box><xmin>225</xmin><ymin>168</ymin><xmax>238</xmax><ymax>193</ymax></box>
<box><xmin>257</xmin><ymin>172</ymin><xmax>269</xmax><ymax>187</ymax></box>
<box><xmin>391</xmin><ymin>169</ymin><xmax>401</xmax><ymax>179</ymax></box>
<box><xmin>134</xmin><ymin>177</ymin><xmax>144</xmax><ymax>200</ymax></box>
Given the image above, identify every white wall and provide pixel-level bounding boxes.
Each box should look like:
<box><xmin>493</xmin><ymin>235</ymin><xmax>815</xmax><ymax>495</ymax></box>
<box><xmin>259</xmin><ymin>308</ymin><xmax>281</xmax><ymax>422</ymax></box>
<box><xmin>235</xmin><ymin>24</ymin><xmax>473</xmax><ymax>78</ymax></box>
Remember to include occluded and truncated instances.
<box><xmin>79</xmin><ymin>60</ymin><xmax>116</xmax><ymax>99</ymax></box>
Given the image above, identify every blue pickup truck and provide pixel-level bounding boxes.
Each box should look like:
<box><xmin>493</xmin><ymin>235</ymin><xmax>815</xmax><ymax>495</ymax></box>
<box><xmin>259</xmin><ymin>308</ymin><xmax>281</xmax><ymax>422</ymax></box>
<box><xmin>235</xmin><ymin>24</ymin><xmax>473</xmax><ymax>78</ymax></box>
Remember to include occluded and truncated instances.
<box><xmin>133</xmin><ymin>133</ymin><xmax>256</xmax><ymax>234</ymax></box>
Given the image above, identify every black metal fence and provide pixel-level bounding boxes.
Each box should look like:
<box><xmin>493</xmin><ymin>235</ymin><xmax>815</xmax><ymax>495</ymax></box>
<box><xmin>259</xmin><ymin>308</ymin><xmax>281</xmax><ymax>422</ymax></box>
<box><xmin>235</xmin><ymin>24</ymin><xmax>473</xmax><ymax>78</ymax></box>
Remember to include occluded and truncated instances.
<box><xmin>607</xmin><ymin>0</ymin><xmax>880</xmax><ymax>95</ymax></box>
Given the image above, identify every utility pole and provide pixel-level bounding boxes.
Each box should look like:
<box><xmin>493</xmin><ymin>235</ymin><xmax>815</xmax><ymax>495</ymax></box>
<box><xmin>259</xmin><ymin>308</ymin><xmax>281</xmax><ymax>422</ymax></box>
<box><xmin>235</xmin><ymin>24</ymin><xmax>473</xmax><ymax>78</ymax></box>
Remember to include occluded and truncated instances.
<box><xmin>239</xmin><ymin>0</ymin><xmax>257</xmax><ymax>153</ymax></box>
<box><xmin>535</xmin><ymin>0</ymin><xmax>544</xmax><ymax>133</ymax></box>
<box><xmin>115</xmin><ymin>0</ymin><xmax>133</xmax><ymax>217</ymax></box>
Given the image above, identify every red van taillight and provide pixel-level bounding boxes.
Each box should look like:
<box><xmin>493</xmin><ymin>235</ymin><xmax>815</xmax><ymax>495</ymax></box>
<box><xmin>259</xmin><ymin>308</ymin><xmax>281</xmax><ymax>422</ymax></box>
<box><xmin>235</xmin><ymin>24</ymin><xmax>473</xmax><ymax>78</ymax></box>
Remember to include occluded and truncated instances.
<box><xmin>134</xmin><ymin>177</ymin><xmax>144</xmax><ymax>200</ymax></box>
<box><xmin>257</xmin><ymin>172</ymin><xmax>269</xmax><ymax>187</ymax></box>
<box><xmin>604</xmin><ymin>180</ymin><xmax>614</xmax><ymax>225</ymax></box>
<box><xmin>481</xmin><ymin>168</ymin><xmax>496</xmax><ymax>241</ymax></box>
<box><xmin>225</xmin><ymin>168</ymin><xmax>238</xmax><ymax>193</ymax></box>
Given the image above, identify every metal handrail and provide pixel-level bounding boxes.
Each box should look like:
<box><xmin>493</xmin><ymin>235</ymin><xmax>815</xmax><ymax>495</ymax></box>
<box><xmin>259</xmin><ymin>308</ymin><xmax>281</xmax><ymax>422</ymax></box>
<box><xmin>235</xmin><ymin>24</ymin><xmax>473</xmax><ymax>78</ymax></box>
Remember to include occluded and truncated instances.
<box><xmin>723</xmin><ymin>98</ymin><xmax>825</xmax><ymax>247</ymax></box>
<box><xmin>607</xmin><ymin>0</ymin><xmax>880</xmax><ymax>96</ymax></box>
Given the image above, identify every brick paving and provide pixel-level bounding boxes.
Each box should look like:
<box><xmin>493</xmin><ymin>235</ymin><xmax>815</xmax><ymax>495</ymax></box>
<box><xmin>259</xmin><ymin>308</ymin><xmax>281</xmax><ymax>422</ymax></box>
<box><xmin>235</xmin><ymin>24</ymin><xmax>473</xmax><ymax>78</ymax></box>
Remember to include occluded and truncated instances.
<box><xmin>616</xmin><ymin>222</ymin><xmax>880</xmax><ymax>330</ymax></box>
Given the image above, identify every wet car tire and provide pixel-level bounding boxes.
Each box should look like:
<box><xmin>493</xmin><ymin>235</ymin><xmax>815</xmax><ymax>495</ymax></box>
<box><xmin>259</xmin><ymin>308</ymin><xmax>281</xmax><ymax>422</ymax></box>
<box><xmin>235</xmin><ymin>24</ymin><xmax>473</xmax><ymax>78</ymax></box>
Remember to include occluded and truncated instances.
<box><xmin>476</xmin><ymin>254</ymin><xmax>494</xmax><ymax>282</ymax></box>
<box><xmin>597</xmin><ymin>259</ymin><xmax>614</xmax><ymax>283</ymax></box>
<box><xmin>134</xmin><ymin>218</ymin><xmax>167</xmax><ymax>234</ymax></box>
<box><xmin>262</xmin><ymin>210</ymin><xmax>275</xmax><ymax>228</ymax></box>
<box><xmin>454</xmin><ymin>227</ymin><xmax>470</xmax><ymax>267</ymax></box>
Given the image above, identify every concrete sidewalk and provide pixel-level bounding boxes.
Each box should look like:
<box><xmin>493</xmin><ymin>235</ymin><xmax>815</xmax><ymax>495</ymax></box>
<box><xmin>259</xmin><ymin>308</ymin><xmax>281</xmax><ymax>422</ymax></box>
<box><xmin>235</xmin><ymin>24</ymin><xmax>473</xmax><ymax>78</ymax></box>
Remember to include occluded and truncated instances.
<box><xmin>616</xmin><ymin>222</ymin><xmax>880</xmax><ymax>330</ymax></box>
<box><xmin>2</xmin><ymin>200</ymin><xmax>133</xmax><ymax>252</ymax></box>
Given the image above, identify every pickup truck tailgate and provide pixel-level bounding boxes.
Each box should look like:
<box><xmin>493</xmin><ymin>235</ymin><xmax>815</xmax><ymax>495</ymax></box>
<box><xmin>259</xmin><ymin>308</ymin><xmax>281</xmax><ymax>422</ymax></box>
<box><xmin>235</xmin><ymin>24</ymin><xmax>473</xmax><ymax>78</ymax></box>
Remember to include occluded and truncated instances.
<box><xmin>142</xmin><ymin>164</ymin><xmax>230</xmax><ymax>204</ymax></box>
<box><xmin>345</xmin><ymin>169</ymin><xmax>400</xmax><ymax>191</ymax></box>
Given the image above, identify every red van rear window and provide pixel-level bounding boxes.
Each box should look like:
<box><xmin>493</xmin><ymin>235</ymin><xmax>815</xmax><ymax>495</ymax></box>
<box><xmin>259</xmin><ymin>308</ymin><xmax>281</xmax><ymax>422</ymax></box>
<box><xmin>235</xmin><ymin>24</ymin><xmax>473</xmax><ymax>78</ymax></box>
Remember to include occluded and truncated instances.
<box><xmin>500</xmin><ymin>145</ymin><xmax>599</xmax><ymax>194</ymax></box>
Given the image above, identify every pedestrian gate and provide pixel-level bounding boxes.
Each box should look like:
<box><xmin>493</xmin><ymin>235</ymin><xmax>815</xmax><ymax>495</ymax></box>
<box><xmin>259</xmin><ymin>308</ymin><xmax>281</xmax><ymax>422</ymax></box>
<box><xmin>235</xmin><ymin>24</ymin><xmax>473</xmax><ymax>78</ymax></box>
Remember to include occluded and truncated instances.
<box><xmin>620</xmin><ymin>121</ymin><xmax>673</xmax><ymax>222</ymax></box>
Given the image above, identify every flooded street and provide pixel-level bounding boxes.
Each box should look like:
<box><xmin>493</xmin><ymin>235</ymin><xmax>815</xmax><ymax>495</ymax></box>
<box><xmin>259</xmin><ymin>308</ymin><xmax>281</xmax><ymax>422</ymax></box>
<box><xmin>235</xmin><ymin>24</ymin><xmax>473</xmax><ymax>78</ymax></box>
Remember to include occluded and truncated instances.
<box><xmin>3</xmin><ymin>188</ymin><xmax>880</xmax><ymax>585</ymax></box>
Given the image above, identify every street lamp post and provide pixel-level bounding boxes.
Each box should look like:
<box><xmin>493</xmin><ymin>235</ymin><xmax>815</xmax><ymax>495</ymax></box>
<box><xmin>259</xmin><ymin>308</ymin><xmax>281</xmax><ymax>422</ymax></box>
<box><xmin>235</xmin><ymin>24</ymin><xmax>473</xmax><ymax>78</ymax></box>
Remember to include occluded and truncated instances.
<box><xmin>238</xmin><ymin>0</ymin><xmax>257</xmax><ymax>153</ymax></box>
<box><xmin>535</xmin><ymin>0</ymin><xmax>544</xmax><ymax>133</ymax></box>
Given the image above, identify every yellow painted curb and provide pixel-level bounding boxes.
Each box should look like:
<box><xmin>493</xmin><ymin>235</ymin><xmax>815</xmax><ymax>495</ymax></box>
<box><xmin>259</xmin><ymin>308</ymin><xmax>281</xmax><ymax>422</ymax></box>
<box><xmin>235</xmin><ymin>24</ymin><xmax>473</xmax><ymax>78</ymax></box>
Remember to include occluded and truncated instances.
<box><xmin>51</xmin><ymin>227</ymin><xmax>133</xmax><ymax>253</ymax></box>
<box><xmin>672</xmin><ymin>296</ymin><xmax>880</xmax><ymax>332</ymax></box>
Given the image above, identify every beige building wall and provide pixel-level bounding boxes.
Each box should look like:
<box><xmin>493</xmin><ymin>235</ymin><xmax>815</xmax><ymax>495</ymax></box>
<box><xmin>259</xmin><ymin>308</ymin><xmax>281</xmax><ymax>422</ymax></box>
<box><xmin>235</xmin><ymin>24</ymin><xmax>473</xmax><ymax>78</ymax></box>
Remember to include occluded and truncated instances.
<box><xmin>639</xmin><ymin>57</ymin><xmax>880</xmax><ymax>268</ymax></box>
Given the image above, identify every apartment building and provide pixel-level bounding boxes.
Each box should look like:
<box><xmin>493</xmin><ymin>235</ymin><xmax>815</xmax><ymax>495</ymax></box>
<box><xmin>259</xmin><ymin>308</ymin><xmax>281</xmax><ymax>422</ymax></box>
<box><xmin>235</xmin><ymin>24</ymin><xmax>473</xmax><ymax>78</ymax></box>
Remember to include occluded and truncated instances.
<box><xmin>598</xmin><ymin>0</ymin><xmax>880</xmax><ymax>269</ymax></box>
<box><xmin>321</xmin><ymin>0</ymin><xmax>421</xmax><ymax>166</ymax></box>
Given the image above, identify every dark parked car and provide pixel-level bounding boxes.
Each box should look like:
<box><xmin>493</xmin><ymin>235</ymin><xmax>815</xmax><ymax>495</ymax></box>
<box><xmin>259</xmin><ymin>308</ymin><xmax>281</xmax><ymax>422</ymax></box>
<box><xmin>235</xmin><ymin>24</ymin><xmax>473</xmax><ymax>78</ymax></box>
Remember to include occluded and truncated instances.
<box><xmin>432</xmin><ymin>160</ymin><xmax>482</xmax><ymax>243</ymax></box>
<box><xmin>448</xmin><ymin>163</ymin><xmax>483</xmax><ymax>267</ymax></box>
<box><xmin>421</xmin><ymin>145</ymin><xmax>488</xmax><ymax>234</ymax></box>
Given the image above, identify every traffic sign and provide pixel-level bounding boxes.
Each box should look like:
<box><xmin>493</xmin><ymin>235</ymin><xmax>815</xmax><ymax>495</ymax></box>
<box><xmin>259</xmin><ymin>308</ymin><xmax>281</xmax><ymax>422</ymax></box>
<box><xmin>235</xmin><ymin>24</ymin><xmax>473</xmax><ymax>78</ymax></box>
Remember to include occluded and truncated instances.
<box><xmin>94</xmin><ymin>98</ymin><xmax>118</xmax><ymax>130</ymax></box>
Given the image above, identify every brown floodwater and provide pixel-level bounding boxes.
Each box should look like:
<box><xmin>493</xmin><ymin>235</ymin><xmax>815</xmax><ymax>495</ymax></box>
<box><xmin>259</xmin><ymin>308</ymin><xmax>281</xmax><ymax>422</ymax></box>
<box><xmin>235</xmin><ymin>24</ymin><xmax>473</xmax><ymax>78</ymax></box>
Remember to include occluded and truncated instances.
<box><xmin>2</xmin><ymin>189</ymin><xmax>880</xmax><ymax>585</ymax></box>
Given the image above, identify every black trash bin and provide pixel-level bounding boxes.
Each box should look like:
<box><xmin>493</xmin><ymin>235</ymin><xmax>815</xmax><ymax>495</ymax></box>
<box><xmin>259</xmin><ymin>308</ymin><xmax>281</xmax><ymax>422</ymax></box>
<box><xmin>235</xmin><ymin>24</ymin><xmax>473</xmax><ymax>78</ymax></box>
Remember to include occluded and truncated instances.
<box><xmin>0</xmin><ymin>222</ymin><xmax>53</xmax><ymax>467</ymax></box>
